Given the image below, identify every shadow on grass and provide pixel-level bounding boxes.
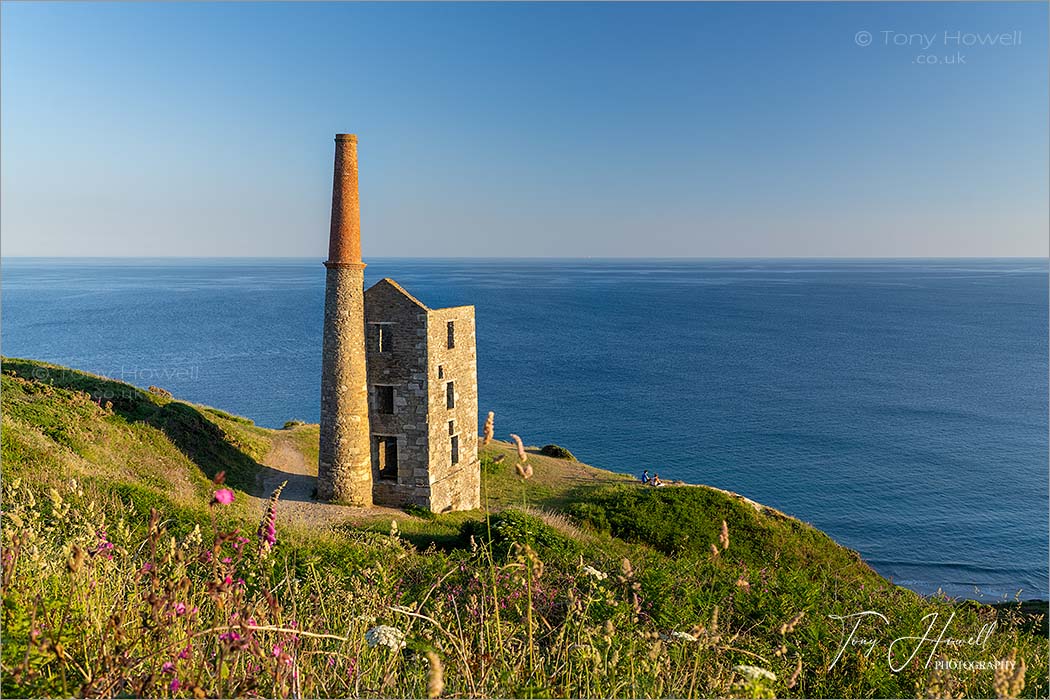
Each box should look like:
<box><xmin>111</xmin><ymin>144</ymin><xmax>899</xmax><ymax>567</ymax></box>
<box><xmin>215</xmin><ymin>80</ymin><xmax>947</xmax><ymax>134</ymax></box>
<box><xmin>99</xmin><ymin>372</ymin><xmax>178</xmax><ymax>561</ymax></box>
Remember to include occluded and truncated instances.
<box><xmin>3</xmin><ymin>358</ymin><xmax>262</xmax><ymax>491</ymax></box>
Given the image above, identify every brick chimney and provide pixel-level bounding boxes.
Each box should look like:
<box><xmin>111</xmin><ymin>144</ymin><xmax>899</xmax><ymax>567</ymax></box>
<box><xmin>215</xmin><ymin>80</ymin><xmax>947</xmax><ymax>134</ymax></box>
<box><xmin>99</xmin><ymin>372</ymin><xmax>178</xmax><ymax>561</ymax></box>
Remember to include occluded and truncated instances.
<box><xmin>317</xmin><ymin>134</ymin><xmax>373</xmax><ymax>505</ymax></box>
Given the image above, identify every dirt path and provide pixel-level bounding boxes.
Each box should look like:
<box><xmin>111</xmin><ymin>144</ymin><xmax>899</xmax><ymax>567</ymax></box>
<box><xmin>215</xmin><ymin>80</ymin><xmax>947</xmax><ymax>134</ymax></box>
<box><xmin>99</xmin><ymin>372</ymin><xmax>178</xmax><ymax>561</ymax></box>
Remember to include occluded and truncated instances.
<box><xmin>252</xmin><ymin>435</ymin><xmax>402</xmax><ymax>530</ymax></box>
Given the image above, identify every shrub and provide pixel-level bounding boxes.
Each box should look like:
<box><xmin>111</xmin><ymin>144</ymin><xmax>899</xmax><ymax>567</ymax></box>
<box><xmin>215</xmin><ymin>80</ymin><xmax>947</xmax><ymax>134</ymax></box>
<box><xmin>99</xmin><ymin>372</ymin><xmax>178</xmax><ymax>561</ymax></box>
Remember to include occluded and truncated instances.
<box><xmin>283</xmin><ymin>419</ymin><xmax>306</xmax><ymax>430</ymax></box>
<box><xmin>539</xmin><ymin>444</ymin><xmax>576</xmax><ymax>460</ymax></box>
<box><xmin>574</xmin><ymin>485</ymin><xmax>760</xmax><ymax>557</ymax></box>
<box><xmin>461</xmin><ymin>509</ymin><xmax>579</xmax><ymax>556</ymax></box>
<box><xmin>147</xmin><ymin>385</ymin><xmax>173</xmax><ymax>399</ymax></box>
<box><xmin>565</xmin><ymin>501</ymin><xmax>610</xmax><ymax>533</ymax></box>
<box><xmin>480</xmin><ymin>453</ymin><xmax>504</xmax><ymax>475</ymax></box>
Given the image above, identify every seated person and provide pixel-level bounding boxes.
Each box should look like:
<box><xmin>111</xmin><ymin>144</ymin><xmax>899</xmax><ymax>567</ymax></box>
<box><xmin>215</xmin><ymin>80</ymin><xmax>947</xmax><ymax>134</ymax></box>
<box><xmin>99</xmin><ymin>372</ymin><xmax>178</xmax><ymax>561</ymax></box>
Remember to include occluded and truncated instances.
<box><xmin>641</xmin><ymin>469</ymin><xmax>651</xmax><ymax>484</ymax></box>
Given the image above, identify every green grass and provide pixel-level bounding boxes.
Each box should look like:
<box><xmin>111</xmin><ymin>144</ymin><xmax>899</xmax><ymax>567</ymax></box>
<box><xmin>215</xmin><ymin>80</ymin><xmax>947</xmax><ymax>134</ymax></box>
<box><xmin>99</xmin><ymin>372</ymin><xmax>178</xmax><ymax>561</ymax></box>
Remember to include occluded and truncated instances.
<box><xmin>0</xmin><ymin>357</ymin><xmax>270</xmax><ymax>517</ymax></box>
<box><xmin>1</xmin><ymin>357</ymin><xmax>1047</xmax><ymax>699</ymax></box>
<box><xmin>286</xmin><ymin>422</ymin><xmax>321</xmax><ymax>468</ymax></box>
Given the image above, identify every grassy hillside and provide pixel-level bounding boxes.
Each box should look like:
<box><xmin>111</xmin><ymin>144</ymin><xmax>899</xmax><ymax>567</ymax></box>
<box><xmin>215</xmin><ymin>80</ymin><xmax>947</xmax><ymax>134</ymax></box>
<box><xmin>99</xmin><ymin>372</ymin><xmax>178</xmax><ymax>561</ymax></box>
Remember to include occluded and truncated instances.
<box><xmin>1</xmin><ymin>357</ymin><xmax>1046</xmax><ymax>698</ymax></box>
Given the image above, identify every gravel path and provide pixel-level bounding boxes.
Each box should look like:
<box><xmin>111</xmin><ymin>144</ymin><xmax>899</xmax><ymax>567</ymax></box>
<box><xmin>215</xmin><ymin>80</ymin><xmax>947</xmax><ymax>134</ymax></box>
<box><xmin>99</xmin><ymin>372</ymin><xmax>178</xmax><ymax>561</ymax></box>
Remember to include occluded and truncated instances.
<box><xmin>252</xmin><ymin>435</ymin><xmax>402</xmax><ymax>529</ymax></box>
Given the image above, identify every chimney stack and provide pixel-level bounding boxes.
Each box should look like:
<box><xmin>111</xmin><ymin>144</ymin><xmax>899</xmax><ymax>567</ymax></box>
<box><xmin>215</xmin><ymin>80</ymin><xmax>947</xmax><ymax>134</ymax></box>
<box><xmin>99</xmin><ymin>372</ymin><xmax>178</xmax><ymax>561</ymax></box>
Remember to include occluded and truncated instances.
<box><xmin>317</xmin><ymin>133</ymin><xmax>373</xmax><ymax>506</ymax></box>
<box><xmin>327</xmin><ymin>134</ymin><xmax>362</xmax><ymax>265</ymax></box>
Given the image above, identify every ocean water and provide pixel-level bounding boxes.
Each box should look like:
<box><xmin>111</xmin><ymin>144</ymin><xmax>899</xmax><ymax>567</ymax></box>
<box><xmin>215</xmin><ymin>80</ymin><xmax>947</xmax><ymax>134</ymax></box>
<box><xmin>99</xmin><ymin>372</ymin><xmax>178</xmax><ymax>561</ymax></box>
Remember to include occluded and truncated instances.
<box><xmin>2</xmin><ymin>257</ymin><xmax>1047</xmax><ymax>601</ymax></box>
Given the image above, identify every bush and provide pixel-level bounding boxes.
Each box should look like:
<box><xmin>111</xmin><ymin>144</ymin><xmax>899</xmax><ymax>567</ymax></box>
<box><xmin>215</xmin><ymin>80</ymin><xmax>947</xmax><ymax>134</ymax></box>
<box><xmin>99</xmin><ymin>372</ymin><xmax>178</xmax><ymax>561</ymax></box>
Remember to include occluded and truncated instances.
<box><xmin>539</xmin><ymin>444</ymin><xmax>576</xmax><ymax>460</ymax></box>
<box><xmin>283</xmin><ymin>419</ymin><xmax>306</xmax><ymax>430</ymax></box>
<box><xmin>565</xmin><ymin>501</ymin><xmax>610</xmax><ymax>533</ymax></box>
<box><xmin>480</xmin><ymin>453</ymin><xmax>505</xmax><ymax>475</ymax></box>
<box><xmin>147</xmin><ymin>385</ymin><xmax>172</xmax><ymax>399</ymax></box>
<box><xmin>572</xmin><ymin>485</ymin><xmax>760</xmax><ymax>557</ymax></box>
<box><xmin>460</xmin><ymin>509</ymin><xmax>580</xmax><ymax>558</ymax></box>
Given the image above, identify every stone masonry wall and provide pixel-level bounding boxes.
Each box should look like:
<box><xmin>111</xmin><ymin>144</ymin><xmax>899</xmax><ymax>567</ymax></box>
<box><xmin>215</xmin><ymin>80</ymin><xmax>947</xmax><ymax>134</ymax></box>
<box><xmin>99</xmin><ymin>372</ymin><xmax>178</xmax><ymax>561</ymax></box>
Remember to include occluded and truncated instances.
<box><xmin>425</xmin><ymin>305</ymin><xmax>481</xmax><ymax>513</ymax></box>
<box><xmin>364</xmin><ymin>280</ymin><xmax>431</xmax><ymax>508</ymax></box>
<box><xmin>318</xmin><ymin>264</ymin><xmax>373</xmax><ymax>506</ymax></box>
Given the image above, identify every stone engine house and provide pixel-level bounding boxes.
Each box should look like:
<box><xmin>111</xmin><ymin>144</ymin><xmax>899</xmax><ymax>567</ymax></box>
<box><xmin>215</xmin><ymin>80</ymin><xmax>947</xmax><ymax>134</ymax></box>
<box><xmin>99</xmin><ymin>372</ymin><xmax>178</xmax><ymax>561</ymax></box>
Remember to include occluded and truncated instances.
<box><xmin>318</xmin><ymin>133</ymin><xmax>480</xmax><ymax>512</ymax></box>
<box><xmin>365</xmin><ymin>279</ymin><xmax>480</xmax><ymax>512</ymax></box>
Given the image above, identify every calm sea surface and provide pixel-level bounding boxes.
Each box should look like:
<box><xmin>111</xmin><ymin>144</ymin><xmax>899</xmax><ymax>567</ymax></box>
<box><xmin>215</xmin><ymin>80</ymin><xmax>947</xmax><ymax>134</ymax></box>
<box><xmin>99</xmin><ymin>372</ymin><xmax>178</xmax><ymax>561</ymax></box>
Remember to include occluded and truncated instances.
<box><xmin>3</xmin><ymin>258</ymin><xmax>1047</xmax><ymax>601</ymax></box>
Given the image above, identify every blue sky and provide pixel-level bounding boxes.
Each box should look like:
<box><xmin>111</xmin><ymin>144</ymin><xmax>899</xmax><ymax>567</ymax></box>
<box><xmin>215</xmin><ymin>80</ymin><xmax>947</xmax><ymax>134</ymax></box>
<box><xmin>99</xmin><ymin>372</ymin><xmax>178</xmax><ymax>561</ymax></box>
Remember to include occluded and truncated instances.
<box><xmin>2</xmin><ymin>2</ymin><xmax>1047</xmax><ymax>257</ymax></box>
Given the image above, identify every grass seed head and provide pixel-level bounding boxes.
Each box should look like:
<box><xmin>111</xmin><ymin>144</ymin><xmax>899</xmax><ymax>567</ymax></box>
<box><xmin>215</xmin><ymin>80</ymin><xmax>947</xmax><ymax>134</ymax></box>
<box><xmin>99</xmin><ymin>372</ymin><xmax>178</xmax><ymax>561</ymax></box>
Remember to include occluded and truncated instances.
<box><xmin>66</xmin><ymin>545</ymin><xmax>86</xmax><ymax>574</ymax></box>
<box><xmin>788</xmin><ymin>656</ymin><xmax>803</xmax><ymax>689</ymax></box>
<box><xmin>425</xmin><ymin>650</ymin><xmax>444</xmax><ymax>698</ymax></box>
<box><xmin>509</xmin><ymin>434</ymin><xmax>528</xmax><ymax>462</ymax></box>
<box><xmin>780</xmin><ymin>610</ymin><xmax>805</xmax><ymax>635</ymax></box>
<box><xmin>483</xmin><ymin>412</ymin><xmax>495</xmax><ymax>445</ymax></box>
<box><xmin>993</xmin><ymin>648</ymin><xmax>1026</xmax><ymax>699</ymax></box>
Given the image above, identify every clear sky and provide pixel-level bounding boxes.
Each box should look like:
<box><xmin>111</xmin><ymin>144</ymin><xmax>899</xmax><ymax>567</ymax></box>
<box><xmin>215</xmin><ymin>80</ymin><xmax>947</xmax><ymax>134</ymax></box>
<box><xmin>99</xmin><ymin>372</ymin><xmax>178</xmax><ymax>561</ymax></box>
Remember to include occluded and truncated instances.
<box><xmin>2</xmin><ymin>2</ymin><xmax>1047</xmax><ymax>258</ymax></box>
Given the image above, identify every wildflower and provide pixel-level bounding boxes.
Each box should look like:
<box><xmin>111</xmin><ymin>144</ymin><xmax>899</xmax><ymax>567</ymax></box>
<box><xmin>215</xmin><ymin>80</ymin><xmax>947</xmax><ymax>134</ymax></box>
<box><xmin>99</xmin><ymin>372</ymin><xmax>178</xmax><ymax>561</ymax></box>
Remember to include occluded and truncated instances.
<box><xmin>91</xmin><ymin>527</ymin><xmax>115</xmax><ymax>559</ymax></box>
<box><xmin>710</xmin><ymin>543</ymin><xmax>720</xmax><ymax>558</ymax></box>
<box><xmin>170</xmin><ymin>679</ymin><xmax>180</xmax><ymax>692</ymax></box>
<box><xmin>212</xmin><ymin>489</ymin><xmax>234</xmax><ymax>506</ymax></box>
<box><xmin>515</xmin><ymin>462</ymin><xmax>533</xmax><ymax>480</ymax></box>
<box><xmin>719</xmin><ymin>520</ymin><xmax>730</xmax><ymax>551</ymax></box>
<box><xmin>735</xmin><ymin>577</ymin><xmax>751</xmax><ymax>592</ymax></box>
<box><xmin>425</xmin><ymin>650</ymin><xmax>444</xmax><ymax>698</ymax></box>
<box><xmin>162</xmin><ymin>661</ymin><xmax>176</xmax><ymax>674</ymax></box>
<box><xmin>582</xmin><ymin>565</ymin><xmax>608</xmax><ymax>581</ymax></box>
<box><xmin>483</xmin><ymin>412</ymin><xmax>494</xmax><ymax>445</ymax></box>
<box><xmin>734</xmin><ymin>665</ymin><xmax>776</xmax><ymax>682</ymax></box>
<box><xmin>258</xmin><ymin>481</ymin><xmax>286</xmax><ymax>552</ymax></box>
<box><xmin>365</xmin><ymin>625</ymin><xmax>406</xmax><ymax>650</ymax></box>
<box><xmin>390</xmin><ymin>520</ymin><xmax>399</xmax><ymax>538</ymax></box>
<box><xmin>671</xmin><ymin>631</ymin><xmax>698</xmax><ymax>642</ymax></box>
<box><xmin>272</xmin><ymin>644</ymin><xmax>293</xmax><ymax>666</ymax></box>
<box><xmin>174</xmin><ymin>602</ymin><xmax>187</xmax><ymax>616</ymax></box>
<box><xmin>178</xmin><ymin>644</ymin><xmax>192</xmax><ymax>660</ymax></box>
<box><xmin>509</xmin><ymin>434</ymin><xmax>528</xmax><ymax>462</ymax></box>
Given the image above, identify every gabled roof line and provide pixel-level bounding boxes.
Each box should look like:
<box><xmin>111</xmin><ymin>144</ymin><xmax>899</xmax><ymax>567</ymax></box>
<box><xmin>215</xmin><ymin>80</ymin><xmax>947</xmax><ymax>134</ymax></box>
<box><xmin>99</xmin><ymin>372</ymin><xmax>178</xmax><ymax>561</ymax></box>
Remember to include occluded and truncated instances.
<box><xmin>365</xmin><ymin>277</ymin><xmax>430</xmax><ymax>310</ymax></box>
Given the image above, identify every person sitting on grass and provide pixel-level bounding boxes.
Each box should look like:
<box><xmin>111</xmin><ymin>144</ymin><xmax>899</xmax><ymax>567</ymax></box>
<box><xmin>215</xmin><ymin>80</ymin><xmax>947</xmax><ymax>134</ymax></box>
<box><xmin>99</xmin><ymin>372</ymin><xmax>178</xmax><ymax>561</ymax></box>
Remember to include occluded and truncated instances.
<box><xmin>641</xmin><ymin>469</ymin><xmax>651</xmax><ymax>485</ymax></box>
<box><xmin>652</xmin><ymin>473</ymin><xmax>664</xmax><ymax>487</ymax></box>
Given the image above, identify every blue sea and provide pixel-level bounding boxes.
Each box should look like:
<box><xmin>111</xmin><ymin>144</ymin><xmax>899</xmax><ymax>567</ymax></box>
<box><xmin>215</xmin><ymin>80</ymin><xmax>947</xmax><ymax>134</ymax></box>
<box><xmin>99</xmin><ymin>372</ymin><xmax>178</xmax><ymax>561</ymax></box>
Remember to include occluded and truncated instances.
<box><xmin>2</xmin><ymin>257</ymin><xmax>1047</xmax><ymax>601</ymax></box>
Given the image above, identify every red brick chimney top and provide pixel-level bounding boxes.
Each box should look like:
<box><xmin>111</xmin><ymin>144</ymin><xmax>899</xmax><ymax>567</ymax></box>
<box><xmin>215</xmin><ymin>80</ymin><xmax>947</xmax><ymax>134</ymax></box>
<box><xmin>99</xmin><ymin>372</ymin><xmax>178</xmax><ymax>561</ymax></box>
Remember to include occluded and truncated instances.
<box><xmin>325</xmin><ymin>134</ymin><xmax>364</xmax><ymax>268</ymax></box>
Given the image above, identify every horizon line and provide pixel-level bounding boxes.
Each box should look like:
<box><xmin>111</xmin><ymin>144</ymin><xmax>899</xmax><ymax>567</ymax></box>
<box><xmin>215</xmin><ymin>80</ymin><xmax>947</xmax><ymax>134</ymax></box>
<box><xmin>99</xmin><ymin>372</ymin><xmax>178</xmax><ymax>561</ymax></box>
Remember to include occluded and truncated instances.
<box><xmin>3</xmin><ymin>255</ymin><xmax>1048</xmax><ymax>261</ymax></box>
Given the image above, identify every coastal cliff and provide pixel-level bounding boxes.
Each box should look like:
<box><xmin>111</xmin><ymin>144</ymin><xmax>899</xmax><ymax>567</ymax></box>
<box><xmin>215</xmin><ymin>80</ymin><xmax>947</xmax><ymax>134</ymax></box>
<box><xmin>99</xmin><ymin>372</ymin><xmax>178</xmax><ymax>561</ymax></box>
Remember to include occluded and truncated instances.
<box><xmin>1</xmin><ymin>357</ymin><xmax>1046</xmax><ymax>698</ymax></box>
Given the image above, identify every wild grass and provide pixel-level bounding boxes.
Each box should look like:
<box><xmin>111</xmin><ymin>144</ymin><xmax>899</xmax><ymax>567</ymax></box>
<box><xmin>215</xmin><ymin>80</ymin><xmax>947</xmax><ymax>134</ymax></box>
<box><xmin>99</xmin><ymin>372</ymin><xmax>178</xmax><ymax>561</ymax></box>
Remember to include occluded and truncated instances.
<box><xmin>1</xmin><ymin>358</ymin><xmax>1047</xmax><ymax>698</ymax></box>
<box><xmin>4</xmin><ymin>474</ymin><xmax>1046</xmax><ymax>698</ymax></box>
